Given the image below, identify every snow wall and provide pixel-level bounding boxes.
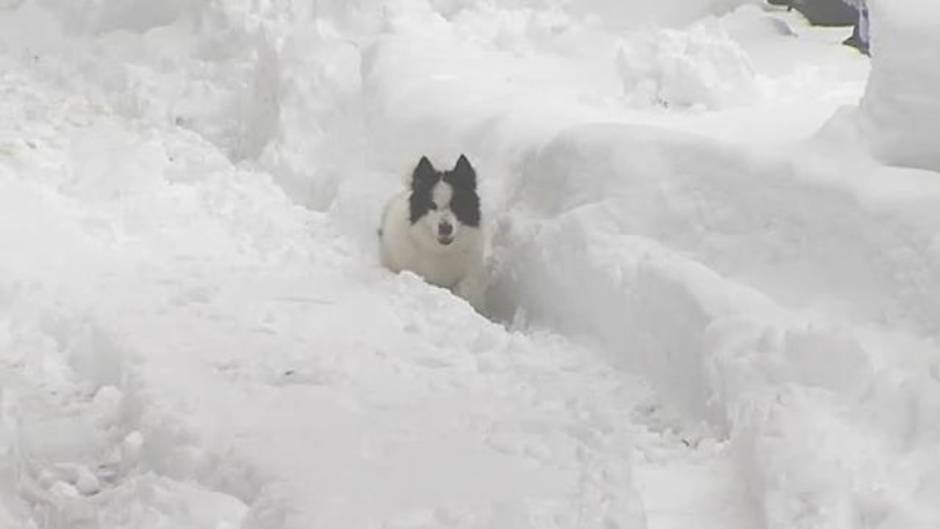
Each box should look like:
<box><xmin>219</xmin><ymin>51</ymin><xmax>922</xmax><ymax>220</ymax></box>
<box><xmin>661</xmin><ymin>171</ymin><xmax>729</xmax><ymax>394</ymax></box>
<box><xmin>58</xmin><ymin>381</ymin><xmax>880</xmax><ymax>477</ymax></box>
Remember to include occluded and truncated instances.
<box><xmin>859</xmin><ymin>0</ymin><xmax>940</xmax><ymax>172</ymax></box>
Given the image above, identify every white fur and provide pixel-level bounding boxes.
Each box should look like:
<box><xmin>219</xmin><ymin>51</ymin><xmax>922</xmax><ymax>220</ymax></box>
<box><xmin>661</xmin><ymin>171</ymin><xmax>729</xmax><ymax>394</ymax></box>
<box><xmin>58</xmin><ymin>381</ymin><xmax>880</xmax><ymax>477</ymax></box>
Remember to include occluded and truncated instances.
<box><xmin>379</xmin><ymin>183</ymin><xmax>485</xmax><ymax>312</ymax></box>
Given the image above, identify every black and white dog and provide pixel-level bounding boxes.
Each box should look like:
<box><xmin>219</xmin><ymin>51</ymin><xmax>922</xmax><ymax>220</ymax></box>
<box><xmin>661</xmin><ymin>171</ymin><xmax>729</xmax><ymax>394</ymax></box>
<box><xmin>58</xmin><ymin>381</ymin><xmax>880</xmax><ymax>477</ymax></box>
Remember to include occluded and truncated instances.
<box><xmin>379</xmin><ymin>155</ymin><xmax>485</xmax><ymax>311</ymax></box>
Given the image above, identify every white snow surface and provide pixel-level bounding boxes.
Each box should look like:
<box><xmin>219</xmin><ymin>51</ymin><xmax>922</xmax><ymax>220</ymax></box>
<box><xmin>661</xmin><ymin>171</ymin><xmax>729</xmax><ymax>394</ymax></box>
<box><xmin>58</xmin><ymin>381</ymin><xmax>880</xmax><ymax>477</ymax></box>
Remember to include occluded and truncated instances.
<box><xmin>1</xmin><ymin>1</ymin><xmax>939</xmax><ymax>529</ymax></box>
<box><xmin>858</xmin><ymin>0</ymin><xmax>940</xmax><ymax>172</ymax></box>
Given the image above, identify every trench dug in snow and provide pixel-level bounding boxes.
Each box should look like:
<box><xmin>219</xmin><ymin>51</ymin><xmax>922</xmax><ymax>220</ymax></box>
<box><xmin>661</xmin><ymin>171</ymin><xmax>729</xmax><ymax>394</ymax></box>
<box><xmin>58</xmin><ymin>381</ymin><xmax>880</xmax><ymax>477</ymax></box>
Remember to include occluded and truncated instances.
<box><xmin>0</xmin><ymin>58</ymin><xmax>746</xmax><ymax>529</ymax></box>
<box><xmin>0</xmin><ymin>52</ymin><xmax>756</xmax><ymax>529</ymax></box>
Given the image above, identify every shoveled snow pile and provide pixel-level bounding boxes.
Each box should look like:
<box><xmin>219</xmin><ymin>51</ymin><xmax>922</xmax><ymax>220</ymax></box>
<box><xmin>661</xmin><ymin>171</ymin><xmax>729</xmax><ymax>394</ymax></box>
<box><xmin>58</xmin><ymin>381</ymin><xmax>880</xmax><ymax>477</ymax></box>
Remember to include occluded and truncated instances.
<box><xmin>2</xmin><ymin>1</ymin><xmax>939</xmax><ymax>529</ymax></box>
<box><xmin>616</xmin><ymin>21</ymin><xmax>758</xmax><ymax>109</ymax></box>
<box><xmin>859</xmin><ymin>0</ymin><xmax>940</xmax><ymax>171</ymax></box>
<box><xmin>430</xmin><ymin>0</ymin><xmax>752</xmax><ymax>29</ymax></box>
<box><xmin>489</xmin><ymin>123</ymin><xmax>940</xmax><ymax>529</ymax></box>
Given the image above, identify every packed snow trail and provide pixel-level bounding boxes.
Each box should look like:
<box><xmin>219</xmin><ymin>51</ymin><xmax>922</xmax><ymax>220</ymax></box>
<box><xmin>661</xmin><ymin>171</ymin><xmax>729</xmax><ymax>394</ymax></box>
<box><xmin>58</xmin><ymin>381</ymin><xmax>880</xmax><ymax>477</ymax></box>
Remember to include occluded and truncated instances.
<box><xmin>0</xmin><ymin>55</ymin><xmax>660</xmax><ymax>528</ymax></box>
<box><xmin>3</xmin><ymin>2</ymin><xmax>940</xmax><ymax>529</ymax></box>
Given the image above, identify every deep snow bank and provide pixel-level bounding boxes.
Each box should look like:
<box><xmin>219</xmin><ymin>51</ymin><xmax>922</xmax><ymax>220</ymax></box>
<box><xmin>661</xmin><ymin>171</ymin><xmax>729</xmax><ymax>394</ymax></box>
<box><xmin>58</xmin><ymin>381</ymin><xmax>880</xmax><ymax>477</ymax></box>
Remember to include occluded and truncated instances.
<box><xmin>489</xmin><ymin>123</ymin><xmax>940</xmax><ymax>528</ymax></box>
<box><xmin>0</xmin><ymin>0</ymin><xmax>365</xmax><ymax>210</ymax></box>
<box><xmin>859</xmin><ymin>0</ymin><xmax>940</xmax><ymax>172</ymax></box>
<box><xmin>496</xmin><ymin>124</ymin><xmax>940</xmax><ymax>335</ymax></box>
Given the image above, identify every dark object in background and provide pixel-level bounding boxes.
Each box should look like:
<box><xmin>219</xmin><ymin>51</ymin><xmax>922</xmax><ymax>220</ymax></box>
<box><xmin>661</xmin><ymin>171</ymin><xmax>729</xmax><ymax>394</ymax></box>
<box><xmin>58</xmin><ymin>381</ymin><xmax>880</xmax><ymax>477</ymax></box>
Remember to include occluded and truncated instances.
<box><xmin>767</xmin><ymin>0</ymin><xmax>869</xmax><ymax>56</ymax></box>
<box><xmin>767</xmin><ymin>0</ymin><xmax>857</xmax><ymax>26</ymax></box>
<box><xmin>842</xmin><ymin>8</ymin><xmax>870</xmax><ymax>55</ymax></box>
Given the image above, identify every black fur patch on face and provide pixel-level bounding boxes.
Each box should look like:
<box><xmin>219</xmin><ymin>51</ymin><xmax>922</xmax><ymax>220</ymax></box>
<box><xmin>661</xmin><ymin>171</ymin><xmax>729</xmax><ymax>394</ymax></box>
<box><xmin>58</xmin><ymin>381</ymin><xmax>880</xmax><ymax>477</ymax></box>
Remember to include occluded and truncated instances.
<box><xmin>408</xmin><ymin>155</ymin><xmax>481</xmax><ymax>227</ymax></box>
<box><xmin>409</xmin><ymin>156</ymin><xmax>440</xmax><ymax>224</ymax></box>
<box><xmin>444</xmin><ymin>154</ymin><xmax>480</xmax><ymax>227</ymax></box>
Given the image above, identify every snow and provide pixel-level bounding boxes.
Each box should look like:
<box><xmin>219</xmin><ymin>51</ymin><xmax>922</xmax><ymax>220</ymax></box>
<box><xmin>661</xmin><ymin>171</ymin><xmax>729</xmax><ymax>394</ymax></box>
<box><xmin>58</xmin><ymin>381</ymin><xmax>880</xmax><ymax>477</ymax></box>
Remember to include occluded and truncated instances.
<box><xmin>858</xmin><ymin>0</ymin><xmax>940</xmax><ymax>172</ymax></box>
<box><xmin>2</xmin><ymin>1</ymin><xmax>939</xmax><ymax>529</ymax></box>
<box><xmin>616</xmin><ymin>20</ymin><xmax>759</xmax><ymax>109</ymax></box>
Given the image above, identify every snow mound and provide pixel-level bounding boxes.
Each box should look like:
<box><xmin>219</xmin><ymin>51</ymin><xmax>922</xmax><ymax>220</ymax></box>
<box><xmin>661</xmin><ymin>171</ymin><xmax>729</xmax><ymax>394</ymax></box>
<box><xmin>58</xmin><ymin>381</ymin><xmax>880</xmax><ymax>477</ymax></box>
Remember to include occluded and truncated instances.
<box><xmin>430</xmin><ymin>0</ymin><xmax>752</xmax><ymax>29</ymax></box>
<box><xmin>616</xmin><ymin>21</ymin><xmax>758</xmax><ymax>109</ymax></box>
<box><xmin>0</xmin><ymin>0</ymin><xmax>363</xmax><ymax>209</ymax></box>
<box><xmin>859</xmin><ymin>0</ymin><xmax>940</xmax><ymax>171</ymax></box>
<box><xmin>489</xmin><ymin>122</ymin><xmax>940</xmax><ymax>528</ymax></box>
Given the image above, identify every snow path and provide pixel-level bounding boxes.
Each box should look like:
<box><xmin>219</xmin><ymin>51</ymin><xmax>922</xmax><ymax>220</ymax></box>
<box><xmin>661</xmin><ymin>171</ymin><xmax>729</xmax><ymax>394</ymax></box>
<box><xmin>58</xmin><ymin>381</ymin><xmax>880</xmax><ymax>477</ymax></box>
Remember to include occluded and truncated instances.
<box><xmin>0</xmin><ymin>49</ymin><xmax>748</xmax><ymax>529</ymax></box>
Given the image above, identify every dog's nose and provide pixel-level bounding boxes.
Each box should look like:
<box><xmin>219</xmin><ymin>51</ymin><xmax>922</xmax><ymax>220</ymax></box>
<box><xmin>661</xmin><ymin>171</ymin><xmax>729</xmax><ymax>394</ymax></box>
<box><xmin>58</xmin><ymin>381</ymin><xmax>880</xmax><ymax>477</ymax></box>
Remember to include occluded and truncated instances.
<box><xmin>438</xmin><ymin>222</ymin><xmax>453</xmax><ymax>237</ymax></box>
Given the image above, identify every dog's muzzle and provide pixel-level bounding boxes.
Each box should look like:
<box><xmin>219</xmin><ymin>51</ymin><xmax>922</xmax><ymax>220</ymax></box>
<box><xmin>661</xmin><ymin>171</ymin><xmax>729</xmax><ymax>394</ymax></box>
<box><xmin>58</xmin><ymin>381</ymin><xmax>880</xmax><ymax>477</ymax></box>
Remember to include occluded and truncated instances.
<box><xmin>437</xmin><ymin>221</ymin><xmax>454</xmax><ymax>245</ymax></box>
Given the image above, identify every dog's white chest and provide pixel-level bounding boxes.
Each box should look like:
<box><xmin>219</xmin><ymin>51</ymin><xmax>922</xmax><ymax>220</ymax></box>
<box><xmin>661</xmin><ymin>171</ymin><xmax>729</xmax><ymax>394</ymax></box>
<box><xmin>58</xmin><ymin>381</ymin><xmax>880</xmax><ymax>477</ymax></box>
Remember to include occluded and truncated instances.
<box><xmin>379</xmin><ymin>192</ymin><xmax>483</xmax><ymax>292</ymax></box>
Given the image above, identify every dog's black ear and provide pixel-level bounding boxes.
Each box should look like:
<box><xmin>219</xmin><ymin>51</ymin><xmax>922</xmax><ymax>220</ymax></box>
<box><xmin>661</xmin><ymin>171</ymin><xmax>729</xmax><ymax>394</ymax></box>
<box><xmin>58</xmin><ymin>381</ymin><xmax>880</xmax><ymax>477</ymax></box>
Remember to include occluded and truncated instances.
<box><xmin>452</xmin><ymin>154</ymin><xmax>476</xmax><ymax>189</ymax></box>
<box><xmin>412</xmin><ymin>156</ymin><xmax>436</xmax><ymax>187</ymax></box>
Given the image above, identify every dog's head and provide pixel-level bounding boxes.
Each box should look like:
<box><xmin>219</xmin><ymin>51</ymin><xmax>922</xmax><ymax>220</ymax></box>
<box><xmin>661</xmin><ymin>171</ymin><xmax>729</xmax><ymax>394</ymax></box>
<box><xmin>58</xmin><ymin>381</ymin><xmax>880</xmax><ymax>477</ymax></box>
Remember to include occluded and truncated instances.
<box><xmin>408</xmin><ymin>154</ymin><xmax>480</xmax><ymax>251</ymax></box>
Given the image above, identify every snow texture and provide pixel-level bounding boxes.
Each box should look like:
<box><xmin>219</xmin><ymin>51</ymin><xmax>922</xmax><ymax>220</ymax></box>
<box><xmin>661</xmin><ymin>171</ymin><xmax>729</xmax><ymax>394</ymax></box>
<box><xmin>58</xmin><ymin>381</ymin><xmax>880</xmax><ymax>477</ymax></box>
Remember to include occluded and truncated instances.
<box><xmin>859</xmin><ymin>0</ymin><xmax>940</xmax><ymax>171</ymax></box>
<box><xmin>616</xmin><ymin>21</ymin><xmax>758</xmax><ymax>109</ymax></box>
<box><xmin>1</xmin><ymin>1</ymin><xmax>939</xmax><ymax>529</ymax></box>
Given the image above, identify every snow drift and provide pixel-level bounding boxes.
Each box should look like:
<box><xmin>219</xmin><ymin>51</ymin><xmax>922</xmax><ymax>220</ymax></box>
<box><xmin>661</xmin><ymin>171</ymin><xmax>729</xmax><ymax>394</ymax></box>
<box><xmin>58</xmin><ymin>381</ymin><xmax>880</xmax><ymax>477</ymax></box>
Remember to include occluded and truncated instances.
<box><xmin>616</xmin><ymin>21</ymin><xmax>758</xmax><ymax>109</ymax></box>
<box><xmin>488</xmin><ymin>123</ymin><xmax>940</xmax><ymax>528</ymax></box>
<box><xmin>860</xmin><ymin>0</ymin><xmax>940</xmax><ymax>172</ymax></box>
